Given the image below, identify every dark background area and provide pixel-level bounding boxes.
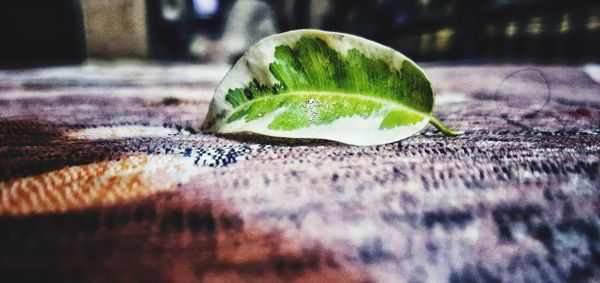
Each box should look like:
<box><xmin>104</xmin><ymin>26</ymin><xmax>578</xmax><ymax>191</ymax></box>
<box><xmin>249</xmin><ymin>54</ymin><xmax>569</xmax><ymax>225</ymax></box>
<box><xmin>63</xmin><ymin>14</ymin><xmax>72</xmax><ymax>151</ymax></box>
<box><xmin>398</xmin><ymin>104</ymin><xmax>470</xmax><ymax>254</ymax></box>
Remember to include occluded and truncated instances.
<box><xmin>0</xmin><ymin>0</ymin><xmax>599</xmax><ymax>68</ymax></box>
<box><xmin>0</xmin><ymin>0</ymin><xmax>87</xmax><ymax>68</ymax></box>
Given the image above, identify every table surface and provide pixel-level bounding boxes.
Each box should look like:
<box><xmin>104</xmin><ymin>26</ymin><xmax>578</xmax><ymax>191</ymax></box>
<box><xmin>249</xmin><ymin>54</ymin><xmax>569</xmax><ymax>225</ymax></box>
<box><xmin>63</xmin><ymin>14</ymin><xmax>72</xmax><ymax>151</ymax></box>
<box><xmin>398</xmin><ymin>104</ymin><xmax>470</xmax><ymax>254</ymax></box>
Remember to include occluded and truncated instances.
<box><xmin>0</xmin><ymin>63</ymin><xmax>599</xmax><ymax>282</ymax></box>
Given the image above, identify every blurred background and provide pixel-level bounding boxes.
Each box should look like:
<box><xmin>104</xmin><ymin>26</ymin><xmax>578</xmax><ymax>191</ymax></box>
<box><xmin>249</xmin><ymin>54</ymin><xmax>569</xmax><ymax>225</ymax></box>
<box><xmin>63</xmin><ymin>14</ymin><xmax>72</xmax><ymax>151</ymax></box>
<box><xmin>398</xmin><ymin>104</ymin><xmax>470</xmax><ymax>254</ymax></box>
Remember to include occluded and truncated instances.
<box><xmin>0</xmin><ymin>0</ymin><xmax>598</xmax><ymax>68</ymax></box>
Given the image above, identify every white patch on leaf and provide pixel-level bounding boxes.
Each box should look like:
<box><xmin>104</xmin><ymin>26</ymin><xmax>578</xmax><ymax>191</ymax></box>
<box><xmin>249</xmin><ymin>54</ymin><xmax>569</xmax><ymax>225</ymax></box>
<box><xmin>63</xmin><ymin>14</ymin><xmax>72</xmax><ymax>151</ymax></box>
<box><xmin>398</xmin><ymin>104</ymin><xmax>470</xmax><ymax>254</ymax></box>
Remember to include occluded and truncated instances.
<box><xmin>219</xmin><ymin>108</ymin><xmax>429</xmax><ymax>146</ymax></box>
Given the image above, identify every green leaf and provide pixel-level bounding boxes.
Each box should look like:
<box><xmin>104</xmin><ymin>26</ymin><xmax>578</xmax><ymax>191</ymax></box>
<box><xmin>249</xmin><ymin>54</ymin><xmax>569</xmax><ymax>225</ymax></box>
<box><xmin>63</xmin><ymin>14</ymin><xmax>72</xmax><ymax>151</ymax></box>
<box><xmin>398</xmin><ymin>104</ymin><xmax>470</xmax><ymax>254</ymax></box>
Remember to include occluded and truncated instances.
<box><xmin>202</xmin><ymin>29</ymin><xmax>458</xmax><ymax>145</ymax></box>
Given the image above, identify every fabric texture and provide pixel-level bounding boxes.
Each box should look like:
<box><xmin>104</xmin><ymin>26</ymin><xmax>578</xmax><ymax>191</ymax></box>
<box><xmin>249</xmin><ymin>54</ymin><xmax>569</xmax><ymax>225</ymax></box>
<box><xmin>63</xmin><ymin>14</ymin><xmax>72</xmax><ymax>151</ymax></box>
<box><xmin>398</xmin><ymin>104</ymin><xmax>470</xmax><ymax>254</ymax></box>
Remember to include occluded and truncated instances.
<box><xmin>0</xmin><ymin>64</ymin><xmax>599</xmax><ymax>282</ymax></box>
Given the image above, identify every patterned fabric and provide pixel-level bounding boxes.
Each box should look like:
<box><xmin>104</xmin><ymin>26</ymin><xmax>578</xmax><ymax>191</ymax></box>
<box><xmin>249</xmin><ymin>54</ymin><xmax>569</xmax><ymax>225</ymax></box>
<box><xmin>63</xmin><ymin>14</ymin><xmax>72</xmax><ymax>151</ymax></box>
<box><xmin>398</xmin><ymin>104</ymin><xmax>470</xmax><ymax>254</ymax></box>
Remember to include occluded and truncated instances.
<box><xmin>0</xmin><ymin>64</ymin><xmax>599</xmax><ymax>282</ymax></box>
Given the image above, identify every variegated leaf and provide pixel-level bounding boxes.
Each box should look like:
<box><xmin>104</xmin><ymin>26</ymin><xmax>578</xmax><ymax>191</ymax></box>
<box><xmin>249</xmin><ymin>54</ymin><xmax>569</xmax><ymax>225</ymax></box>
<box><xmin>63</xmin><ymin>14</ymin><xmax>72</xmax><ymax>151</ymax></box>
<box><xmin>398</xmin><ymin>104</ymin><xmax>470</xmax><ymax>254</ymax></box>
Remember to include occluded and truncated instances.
<box><xmin>202</xmin><ymin>29</ymin><xmax>457</xmax><ymax>145</ymax></box>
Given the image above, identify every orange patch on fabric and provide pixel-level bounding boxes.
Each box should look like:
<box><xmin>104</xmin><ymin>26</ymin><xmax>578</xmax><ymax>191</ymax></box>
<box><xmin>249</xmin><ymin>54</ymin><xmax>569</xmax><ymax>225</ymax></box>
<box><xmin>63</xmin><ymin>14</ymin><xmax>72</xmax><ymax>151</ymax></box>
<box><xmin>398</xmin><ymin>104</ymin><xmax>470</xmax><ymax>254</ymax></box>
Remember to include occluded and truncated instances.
<box><xmin>0</xmin><ymin>155</ymin><xmax>200</xmax><ymax>215</ymax></box>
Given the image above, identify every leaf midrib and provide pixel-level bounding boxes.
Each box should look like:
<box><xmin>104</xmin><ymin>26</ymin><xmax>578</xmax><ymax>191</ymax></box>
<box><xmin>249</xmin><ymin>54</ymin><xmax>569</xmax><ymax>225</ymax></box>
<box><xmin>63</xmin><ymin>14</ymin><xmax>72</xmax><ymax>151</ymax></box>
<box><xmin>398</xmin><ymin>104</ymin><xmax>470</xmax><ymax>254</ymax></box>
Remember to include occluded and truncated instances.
<box><xmin>226</xmin><ymin>91</ymin><xmax>430</xmax><ymax>121</ymax></box>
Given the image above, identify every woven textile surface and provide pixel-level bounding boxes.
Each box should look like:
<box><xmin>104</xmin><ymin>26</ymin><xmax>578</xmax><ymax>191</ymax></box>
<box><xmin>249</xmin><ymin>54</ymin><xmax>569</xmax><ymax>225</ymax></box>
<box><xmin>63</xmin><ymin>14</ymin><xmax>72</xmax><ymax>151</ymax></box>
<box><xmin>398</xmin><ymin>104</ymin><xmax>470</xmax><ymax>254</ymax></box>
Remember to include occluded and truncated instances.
<box><xmin>1</xmin><ymin>64</ymin><xmax>599</xmax><ymax>282</ymax></box>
